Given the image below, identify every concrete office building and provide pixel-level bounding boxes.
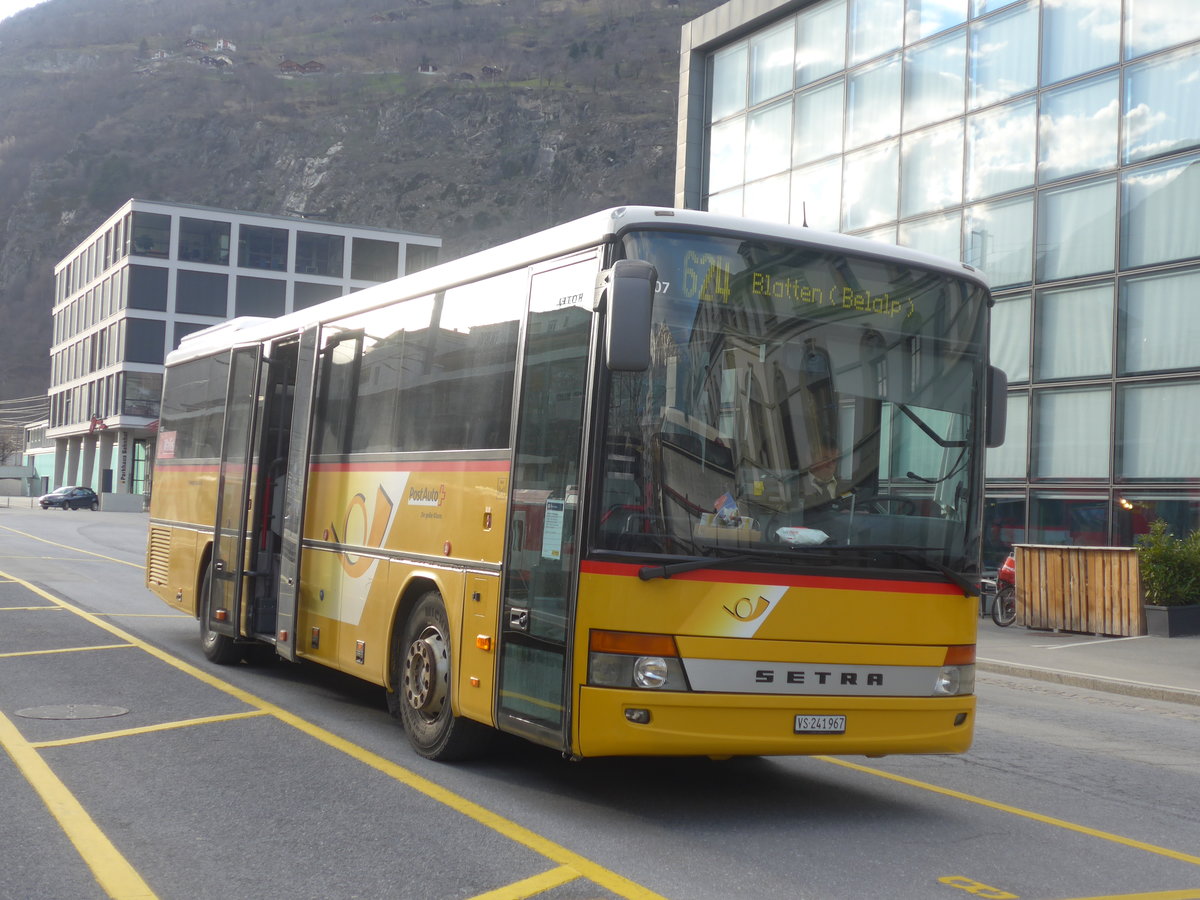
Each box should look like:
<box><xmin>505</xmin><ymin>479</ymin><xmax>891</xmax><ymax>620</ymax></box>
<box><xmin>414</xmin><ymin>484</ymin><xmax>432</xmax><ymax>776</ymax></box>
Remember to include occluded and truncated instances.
<box><xmin>49</xmin><ymin>199</ymin><xmax>440</xmax><ymax>506</ymax></box>
<box><xmin>676</xmin><ymin>0</ymin><xmax>1200</xmax><ymax>561</ymax></box>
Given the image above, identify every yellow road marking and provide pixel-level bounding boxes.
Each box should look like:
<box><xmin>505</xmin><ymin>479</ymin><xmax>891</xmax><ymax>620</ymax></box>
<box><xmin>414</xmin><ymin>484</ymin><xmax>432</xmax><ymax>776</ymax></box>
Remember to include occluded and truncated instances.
<box><xmin>465</xmin><ymin>865</ymin><xmax>581</xmax><ymax>900</ymax></box>
<box><xmin>0</xmin><ymin>710</ymin><xmax>159</xmax><ymax>899</ymax></box>
<box><xmin>0</xmin><ymin>605</ymin><xmax>63</xmax><ymax>611</ymax></box>
<box><xmin>0</xmin><ymin>568</ymin><xmax>667</xmax><ymax>900</ymax></box>
<box><xmin>822</xmin><ymin>756</ymin><xmax>1200</xmax><ymax>867</ymax></box>
<box><xmin>0</xmin><ymin>644</ymin><xmax>135</xmax><ymax>659</ymax></box>
<box><xmin>31</xmin><ymin>711</ymin><xmax>272</xmax><ymax>748</ymax></box>
<box><xmin>0</xmin><ymin>524</ymin><xmax>145</xmax><ymax>569</ymax></box>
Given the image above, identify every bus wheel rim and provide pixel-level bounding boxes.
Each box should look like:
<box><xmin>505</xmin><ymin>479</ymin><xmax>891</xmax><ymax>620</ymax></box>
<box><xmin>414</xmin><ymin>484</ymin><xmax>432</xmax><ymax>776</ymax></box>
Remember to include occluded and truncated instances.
<box><xmin>403</xmin><ymin>626</ymin><xmax>448</xmax><ymax>717</ymax></box>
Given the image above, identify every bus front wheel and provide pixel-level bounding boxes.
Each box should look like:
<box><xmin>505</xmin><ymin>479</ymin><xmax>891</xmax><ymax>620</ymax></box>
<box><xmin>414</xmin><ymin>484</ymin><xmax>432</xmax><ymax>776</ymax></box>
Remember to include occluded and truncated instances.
<box><xmin>388</xmin><ymin>590</ymin><xmax>490</xmax><ymax>761</ymax></box>
<box><xmin>199</xmin><ymin>564</ymin><xmax>244</xmax><ymax>665</ymax></box>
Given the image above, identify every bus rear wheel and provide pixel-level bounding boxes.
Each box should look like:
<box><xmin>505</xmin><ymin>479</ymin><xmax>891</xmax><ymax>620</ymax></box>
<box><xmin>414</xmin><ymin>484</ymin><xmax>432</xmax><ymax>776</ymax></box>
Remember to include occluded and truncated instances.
<box><xmin>199</xmin><ymin>564</ymin><xmax>244</xmax><ymax>665</ymax></box>
<box><xmin>388</xmin><ymin>590</ymin><xmax>490</xmax><ymax>761</ymax></box>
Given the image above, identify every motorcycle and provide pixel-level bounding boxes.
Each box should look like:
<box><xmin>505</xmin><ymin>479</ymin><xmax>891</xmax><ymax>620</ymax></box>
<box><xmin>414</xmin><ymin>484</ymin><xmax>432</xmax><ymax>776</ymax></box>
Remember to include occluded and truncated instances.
<box><xmin>991</xmin><ymin>552</ymin><xmax>1016</xmax><ymax>626</ymax></box>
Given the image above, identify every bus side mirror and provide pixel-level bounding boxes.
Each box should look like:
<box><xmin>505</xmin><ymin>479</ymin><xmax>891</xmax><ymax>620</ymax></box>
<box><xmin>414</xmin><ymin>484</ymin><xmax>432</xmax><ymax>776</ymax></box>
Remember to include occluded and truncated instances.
<box><xmin>986</xmin><ymin>365</ymin><xmax>1007</xmax><ymax>449</ymax></box>
<box><xmin>597</xmin><ymin>259</ymin><xmax>655</xmax><ymax>372</ymax></box>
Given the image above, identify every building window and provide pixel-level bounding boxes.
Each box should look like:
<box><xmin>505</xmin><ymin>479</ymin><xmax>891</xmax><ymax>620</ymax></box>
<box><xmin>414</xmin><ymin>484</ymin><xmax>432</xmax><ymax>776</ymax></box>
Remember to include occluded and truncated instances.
<box><xmin>708</xmin><ymin>116</ymin><xmax>746</xmax><ymax>193</ymax></box>
<box><xmin>849</xmin><ymin>0</ymin><xmax>902</xmax><ymax>66</ymax></box>
<box><xmin>404</xmin><ymin>243</ymin><xmax>439</xmax><ymax>275</ymax></box>
<box><xmin>1124</xmin><ymin>0</ymin><xmax>1200</xmax><ymax>60</ymax></box>
<box><xmin>127</xmin><ymin>264</ymin><xmax>168</xmax><ymax>311</ymax></box>
<box><xmin>1029</xmin><ymin>493</ymin><xmax>1109</xmax><ymax>545</ymax></box>
<box><xmin>1119</xmin><ymin>266</ymin><xmax>1200</xmax><ymax>375</ymax></box>
<box><xmin>1115</xmin><ymin>494</ymin><xmax>1200</xmax><ymax>545</ymax></box>
<box><xmin>235</xmin><ymin>276</ymin><xmax>286</xmax><ymax>317</ymax></box>
<box><xmin>1123</xmin><ymin>46</ymin><xmax>1200</xmax><ymax>166</ymax></box>
<box><xmin>130</xmin><ymin>212</ymin><xmax>170</xmax><ymax>258</ymax></box>
<box><xmin>1035</xmin><ymin>282</ymin><xmax>1113</xmax><ymax>380</ymax></box>
<box><xmin>1042</xmin><ymin>0</ymin><xmax>1119</xmax><ymax>85</ymax></box>
<box><xmin>904</xmin><ymin>28</ymin><xmax>965</xmax><ymax>131</ymax></box>
<box><xmin>969</xmin><ymin>1</ymin><xmax>1037</xmax><ymax>108</ymax></box>
<box><xmin>178</xmin><ymin>217</ymin><xmax>230</xmax><ymax>264</ymax></box>
<box><xmin>845</xmin><ymin>53</ymin><xmax>901</xmax><ymax>149</ymax></box>
<box><xmin>796</xmin><ymin>0</ymin><xmax>846</xmax><ymax>86</ymax></box>
<box><xmin>1038</xmin><ymin>72</ymin><xmax>1120</xmax><ymax>183</ymax></box>
<box><xmin>1120</xmin><ymin>153</ymin><xmax>1200</xmax><ymax>270</ymax></box>
<box><xmin>1034</xmin><ymin>387</ymin><xmax>1110</xmax><ymax>479</ymax></box>
<box><xmin>898</xmin><ymin>209</ymin><xmax>961</xmax><ymax>260</ymax></box>
<box><xmin>843</xmin><ymin>140</ymin><xmax>898</xmax><ymax>230</ymax></box>
<box><xmin>123</xmin><ymin>318</ymin><xmax>166</xmax><ymax>365</ymax></box>
<box><xmin>963</xmin><ymin>192</ymin><xmax>1033</xmax><ymax>288</ymax></box>
<box><xmin>1035</xmin><ymin>177</ymin><xmax>1117</xmax><ymax>281</ymax></box>
<box><xmin>351</xmin><ymin>238</ymin><xmax>399</xmax><ymax>281</ymax></box>
<box><xmin>986</xmin><ymin>391</ymin><xmax>1028</xmax><ymax>479</ymax></box>
<box><xmin>294</xmin><ymin>281</ymin><xmax>343</xmax><ymax>310</ymax></box>
<box><xmin>238</xmin><ymin>225</ymin><xmax>288</xmax><ymax>270</ymax></box>
<box><xmin>123</xmin><ymin>371</ymin><xmax>163</xmax><ymax>418</ymax></box>
<box><xmin>296</xmin><ymin>231</ymin><xmax>345</xmax><ymax>277</ymax></box>
<box><xmin>990</xmin><ymin>292</ymin><xmax>1030</xmax><ymax>382</ymax></box>
<box><xmin>710</xmin><ymin>42</ymin><xmax>748</xmax><ymax>120</ymax></box>
<box><xmin>901</xmin><ymin>119</ymin><xmax>963</xmax><ymax>218</ymax></box>
<box><xmin>960</xmin><ymin>96</ymin><xmax>1036</xmax><ymax>200</ymax></box>
<box><xmin>793</xmin><ymin>79</ymin><xmax>844</xmax><ymax>166</ymax></box>
<box><xmin>750</xmin><ymin>19</ymin><xmax>794</xmax><ymax>105</ymax></box>
<box><xmin>172</xmin><ymin>322</ymin><xmax>210</xmax><ymax>350</ymax></box>
<box><xmin>1118</xmin><ymin>380</ymin><xmax>1200</xmax><ymax>479</ymax></box>
<box><xmin>176</xmin><ymin>270</ymin><xmax>228</xmax><ymax>316</ymax></box>
<box><xmin>746</xmin><ymin>100</ymin><xmax>792</xmax><ymax>181</ymax></box>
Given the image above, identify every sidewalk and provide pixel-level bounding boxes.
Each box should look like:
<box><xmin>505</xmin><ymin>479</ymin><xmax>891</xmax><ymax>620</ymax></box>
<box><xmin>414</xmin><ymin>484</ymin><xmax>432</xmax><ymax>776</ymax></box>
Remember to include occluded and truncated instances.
<box><xmin>976</xmin><ymin>618</ymin><xmax>1200</xmax><ymax>706</ymax></box>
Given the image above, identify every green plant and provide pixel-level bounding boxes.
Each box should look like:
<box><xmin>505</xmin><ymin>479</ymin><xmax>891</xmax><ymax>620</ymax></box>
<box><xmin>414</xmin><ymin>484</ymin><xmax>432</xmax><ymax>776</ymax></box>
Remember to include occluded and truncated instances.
<box><xmin>1136</xmin><ymin>520</ymin><xmax>1200</xmax><ymax>607</ymax></box>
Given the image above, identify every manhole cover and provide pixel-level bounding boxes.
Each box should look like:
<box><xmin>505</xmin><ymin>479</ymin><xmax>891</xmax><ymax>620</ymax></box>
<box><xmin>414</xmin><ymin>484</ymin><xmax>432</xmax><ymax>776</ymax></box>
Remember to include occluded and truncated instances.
<box><xmin>15</xmin><ymin>705</ymin><xmax>130</xmax><ymax>720</ymax></box>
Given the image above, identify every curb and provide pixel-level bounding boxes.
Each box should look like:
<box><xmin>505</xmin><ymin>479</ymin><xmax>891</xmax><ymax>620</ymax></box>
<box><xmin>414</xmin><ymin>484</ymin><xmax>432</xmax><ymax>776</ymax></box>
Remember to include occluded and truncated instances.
<box><xmin>977</xmin><ymin>659</ymin><xmax>1200</xmax><ymax>708</ymax></box>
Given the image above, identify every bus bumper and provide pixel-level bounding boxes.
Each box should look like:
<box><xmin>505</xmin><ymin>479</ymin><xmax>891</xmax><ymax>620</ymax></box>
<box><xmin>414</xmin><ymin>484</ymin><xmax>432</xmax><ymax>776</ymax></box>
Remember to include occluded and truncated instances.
<box><xmin>575</xmin><ymin>687</ymin><xmax>975</xmax><ymax>758</ymax></box>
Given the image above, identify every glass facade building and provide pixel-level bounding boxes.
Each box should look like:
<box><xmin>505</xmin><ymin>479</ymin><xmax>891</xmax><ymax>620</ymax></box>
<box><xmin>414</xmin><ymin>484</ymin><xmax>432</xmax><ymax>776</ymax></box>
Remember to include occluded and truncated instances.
<box><xmin>49</xmin><ymin>199</ymin><xmax>440</xmax><ymax>500</ymax></box>
<box><xmin>677</xmin><ymin>0</ymin><xmax>1200</xmax><ymax>564</ymax></box>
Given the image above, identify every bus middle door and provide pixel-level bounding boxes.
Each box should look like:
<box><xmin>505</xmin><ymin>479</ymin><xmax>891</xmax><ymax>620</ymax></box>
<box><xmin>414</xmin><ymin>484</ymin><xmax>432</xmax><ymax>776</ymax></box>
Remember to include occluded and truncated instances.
<box><xmin>207</xmin><ymin>344</ymin><xmax>265</xmax><ymax>644</ymax></box>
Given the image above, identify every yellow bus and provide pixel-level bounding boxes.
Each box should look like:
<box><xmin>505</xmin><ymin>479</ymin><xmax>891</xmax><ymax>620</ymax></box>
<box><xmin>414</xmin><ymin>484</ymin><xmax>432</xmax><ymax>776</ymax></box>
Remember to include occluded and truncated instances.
<box><xmin>146</xmin><ymin>206</ymin><xmax>1005</xmax><ymax>761</ymax></box>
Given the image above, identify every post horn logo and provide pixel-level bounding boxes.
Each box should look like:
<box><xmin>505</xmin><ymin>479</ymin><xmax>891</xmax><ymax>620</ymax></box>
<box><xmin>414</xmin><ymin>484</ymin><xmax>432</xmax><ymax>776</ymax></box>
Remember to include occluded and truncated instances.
<box><xmin>724</xmin><ymin>596</ymin><xmax>770</xmax><ymax>621</ymax></box>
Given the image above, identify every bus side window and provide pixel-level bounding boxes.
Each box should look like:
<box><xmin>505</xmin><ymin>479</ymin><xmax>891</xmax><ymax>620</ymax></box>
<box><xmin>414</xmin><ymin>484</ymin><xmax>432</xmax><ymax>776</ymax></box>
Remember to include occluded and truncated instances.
<box><xmin>314</xmin><ymin>333</ymin><xmax>362</xmax><ymax>456</ymax></box>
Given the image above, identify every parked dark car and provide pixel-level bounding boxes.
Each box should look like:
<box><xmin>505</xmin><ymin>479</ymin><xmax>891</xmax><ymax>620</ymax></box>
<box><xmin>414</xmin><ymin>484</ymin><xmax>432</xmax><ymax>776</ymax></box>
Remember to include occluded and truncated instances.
<box><xmin>39</xmin><ymin>486</ymin><xmax>100</xmax><ymax>511</ymax></box>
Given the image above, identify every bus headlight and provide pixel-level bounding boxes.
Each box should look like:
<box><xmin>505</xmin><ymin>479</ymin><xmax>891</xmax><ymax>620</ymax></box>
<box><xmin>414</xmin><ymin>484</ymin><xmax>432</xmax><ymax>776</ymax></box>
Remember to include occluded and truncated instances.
<box><xmin>633</xmin><ymin>656</ymin><xmax>669</xmax><ymax>688</ymax></box>
<box><xmin>588</xmin><ymin>630</ymin><xmax>689</xmax><ymax>691</ymax></box>
<box><xmin>933</xmin><ymin>664</ymin><xmax>975</xmax><ymax>696</ymax></box>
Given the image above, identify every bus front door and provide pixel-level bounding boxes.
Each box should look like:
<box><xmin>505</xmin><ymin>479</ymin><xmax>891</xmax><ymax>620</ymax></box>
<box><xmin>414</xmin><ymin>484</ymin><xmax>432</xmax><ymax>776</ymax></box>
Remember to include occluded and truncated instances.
<box><xmin>208</xmin><ymin>345</ymin><xmax>263</xmax><ymax>642</ymax></box>
<box><xmin>496</xmin><ymin>257</ymin><xmax>597</xmax><ymax>752</ymax></box>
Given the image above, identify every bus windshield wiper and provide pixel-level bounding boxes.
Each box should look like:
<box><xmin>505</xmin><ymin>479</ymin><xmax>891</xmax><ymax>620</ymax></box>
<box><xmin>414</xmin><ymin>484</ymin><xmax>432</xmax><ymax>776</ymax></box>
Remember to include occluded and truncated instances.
<box><xmin>778</xmin><ymin>543</ymin><xmax>975</xmax><ymax>596</ymax></box>
<box><xmin>638</xmin><ymin>554</ymin><xmax>755</xmax><ymax>581</ymax></box>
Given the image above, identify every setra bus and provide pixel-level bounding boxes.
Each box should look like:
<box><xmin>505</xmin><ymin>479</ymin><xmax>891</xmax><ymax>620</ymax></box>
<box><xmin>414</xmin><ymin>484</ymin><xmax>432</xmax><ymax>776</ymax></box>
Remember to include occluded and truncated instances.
<box><xmin>146</xmin><ymin>206</ymin><xmax>1006</xmax><ymax>761</ymax></box>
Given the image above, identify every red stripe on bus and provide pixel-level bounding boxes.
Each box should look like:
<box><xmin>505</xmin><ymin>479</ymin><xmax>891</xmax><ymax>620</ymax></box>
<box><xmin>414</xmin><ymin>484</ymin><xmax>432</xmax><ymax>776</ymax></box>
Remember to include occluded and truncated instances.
<box><xmin>579</xmin><ymin>560</ymin><xmax>964</xmax><ymax>595</ymax></box>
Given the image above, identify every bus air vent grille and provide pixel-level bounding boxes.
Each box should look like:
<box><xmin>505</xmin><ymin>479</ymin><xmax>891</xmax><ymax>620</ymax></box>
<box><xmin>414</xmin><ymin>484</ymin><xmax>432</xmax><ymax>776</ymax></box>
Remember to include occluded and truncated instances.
<box><xmin>147</xmin><ymin>528</ymin><xmax>171</xmax><ymax>585</ymax></box>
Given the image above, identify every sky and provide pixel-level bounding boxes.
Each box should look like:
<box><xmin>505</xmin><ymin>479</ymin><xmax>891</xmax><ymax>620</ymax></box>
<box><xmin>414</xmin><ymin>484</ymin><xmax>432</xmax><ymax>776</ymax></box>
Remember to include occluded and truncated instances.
<box><xmin>0</xmin><ymin>0</ymin><xmax>49</xmax><ymax>23</ymax></box>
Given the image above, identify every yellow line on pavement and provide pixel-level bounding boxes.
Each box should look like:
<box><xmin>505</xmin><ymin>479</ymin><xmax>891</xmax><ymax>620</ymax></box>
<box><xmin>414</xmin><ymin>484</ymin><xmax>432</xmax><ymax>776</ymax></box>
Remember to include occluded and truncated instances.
<box><xmin>465</xmin><ymin>865</ymin><xmax>581</xmax><ymax>900</ymax></box>
<box><xmin>0</xmin><ymin>710</ymin><xmax>158</xmax><ymax>899</ymax></box>
<box><xmin>0</xmin><ymin>524</ymin><xmax>144</xmax><ymax>569</ymax></box>
<box><xmin>0</xmin><ymin>605</ymin><xmax>63</xmax><ymax>611</ymax></box>
<box><xmin>0</xmin><ymin>644</ymin><xmax>135</xmax><ymax>659</ymax></box>
<box><xmin>821</xmin><ymin>756</ymin><xmax>1200</xmax><ymax>867</ymax></box>
<box><xmin>0</xmin><ymin>568</ymin><xmax>667</xmax><ymax>900</ymax></box>
<box><xmin>31</xmin><ymin>710</ymin><xmax>272</xmax><ymax>748</ymax></box>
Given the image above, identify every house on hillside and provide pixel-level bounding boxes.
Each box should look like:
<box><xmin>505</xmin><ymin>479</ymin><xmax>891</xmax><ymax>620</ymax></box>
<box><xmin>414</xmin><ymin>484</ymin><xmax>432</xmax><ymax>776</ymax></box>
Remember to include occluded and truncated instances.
<box><xmin>215</xmin><ymin>38</ymin><xmax>236</xmax><ymax>52</ymax></box>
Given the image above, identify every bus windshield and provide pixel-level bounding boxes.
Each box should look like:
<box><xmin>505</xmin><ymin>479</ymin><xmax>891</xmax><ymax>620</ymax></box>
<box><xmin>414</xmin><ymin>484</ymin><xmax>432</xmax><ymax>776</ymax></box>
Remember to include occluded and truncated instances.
<box><xmin>598</xmin><ymin>228</ymin><xmax>989</xmax><ymax>574</ymax></box>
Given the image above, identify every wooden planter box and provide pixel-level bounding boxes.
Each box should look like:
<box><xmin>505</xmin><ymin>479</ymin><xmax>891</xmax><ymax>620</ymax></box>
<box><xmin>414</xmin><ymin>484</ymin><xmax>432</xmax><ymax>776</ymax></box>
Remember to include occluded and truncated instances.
<box><xmin>1015</xmin><ymin>545</ymin><xmax>1146</xmax><ymax>637</ymax></box>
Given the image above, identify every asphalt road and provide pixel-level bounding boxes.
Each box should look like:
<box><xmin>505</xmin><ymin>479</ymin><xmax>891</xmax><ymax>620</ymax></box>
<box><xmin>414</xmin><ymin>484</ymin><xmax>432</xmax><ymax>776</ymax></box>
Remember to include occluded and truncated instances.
<box><xmin>1</xmin><ymin>507</ymin><xmax>1198</xmax><ymax>900</ymax></box>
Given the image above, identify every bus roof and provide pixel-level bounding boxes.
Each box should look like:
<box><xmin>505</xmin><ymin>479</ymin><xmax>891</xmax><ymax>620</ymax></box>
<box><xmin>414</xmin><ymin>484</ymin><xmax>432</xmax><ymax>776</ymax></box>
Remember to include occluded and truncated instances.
<box><xmin>167</xmin><ymin>206</ymin><xmax>988</xmax><ymax>366</ymax></box>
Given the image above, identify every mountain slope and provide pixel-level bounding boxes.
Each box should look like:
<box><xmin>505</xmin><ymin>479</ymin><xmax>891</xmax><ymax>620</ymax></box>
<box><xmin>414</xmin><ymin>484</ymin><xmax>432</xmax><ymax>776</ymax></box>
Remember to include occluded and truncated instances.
<box><xmin>0</xmin><ymin>0</ymin><xmax>716</xmax><ymax>398</ymax></box>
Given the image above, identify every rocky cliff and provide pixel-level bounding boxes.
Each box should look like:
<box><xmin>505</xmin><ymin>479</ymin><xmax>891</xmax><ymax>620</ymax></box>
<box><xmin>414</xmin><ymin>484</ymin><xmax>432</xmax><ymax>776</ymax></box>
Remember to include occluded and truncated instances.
<box><xmin>0</xmin><ymin>0</ymin><xmax>715</xmax><ymax>398</ymax></box>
